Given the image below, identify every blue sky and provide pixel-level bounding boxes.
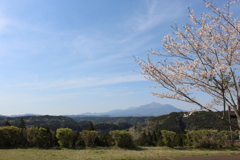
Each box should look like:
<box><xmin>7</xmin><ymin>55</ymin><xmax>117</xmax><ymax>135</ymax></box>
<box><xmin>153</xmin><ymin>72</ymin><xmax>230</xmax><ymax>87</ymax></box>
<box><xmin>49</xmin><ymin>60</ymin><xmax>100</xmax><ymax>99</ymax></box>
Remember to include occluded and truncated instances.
<box><xmin>0</xmin><ymin>0</ymin><xmax>236</xmax><ymax>115</ymax></box>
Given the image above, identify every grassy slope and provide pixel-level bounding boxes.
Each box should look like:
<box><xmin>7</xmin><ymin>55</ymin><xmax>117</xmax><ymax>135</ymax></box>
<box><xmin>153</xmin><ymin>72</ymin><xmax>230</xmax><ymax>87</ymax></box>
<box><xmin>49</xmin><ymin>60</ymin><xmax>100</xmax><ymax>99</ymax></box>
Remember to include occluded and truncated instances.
<box><xmin>0</xmin><ymin>147</ymin><xmax>239</xmax><ymax>160</ymax></box>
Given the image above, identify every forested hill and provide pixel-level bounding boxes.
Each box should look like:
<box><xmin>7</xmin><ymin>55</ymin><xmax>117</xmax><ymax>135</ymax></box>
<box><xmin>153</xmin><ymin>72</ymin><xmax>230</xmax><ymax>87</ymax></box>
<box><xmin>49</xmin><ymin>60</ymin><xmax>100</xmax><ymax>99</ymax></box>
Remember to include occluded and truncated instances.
<box><xmin>1</xmin><ymin>112</ymin><xmax>236</xmax><ymax>134</ymax></box>
<box><xmin>0</xmin><ymin>115</ymin><xmax>151</xmax><ymax>134</ymax></box>
<box><xmin>0</xmin><ymin>115</ymin><xmax>83</xmax><ymax>131</ymax></box>
<box><xmin>133</xmin><ymin>111</ymin><xmax>238</xmax><ymax>134</ymax></box>
<box><xmin>71</xmin><ymin>116</ymin><xmax>154</xmax><ymax>126</ymax></box>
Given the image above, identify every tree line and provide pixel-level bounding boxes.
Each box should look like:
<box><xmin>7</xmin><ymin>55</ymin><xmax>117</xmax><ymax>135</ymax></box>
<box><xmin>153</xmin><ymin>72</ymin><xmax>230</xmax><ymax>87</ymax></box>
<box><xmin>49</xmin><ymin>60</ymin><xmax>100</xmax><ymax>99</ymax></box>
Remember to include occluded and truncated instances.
<box><xmin>0</xmin><ymin>115</ymin><xmax>134</xmax><ymax>134</ymax></box>
<box><xmin>0</xmin><ymin>118</ymin><xmax>238</xmax><ymax>149</ymax></box>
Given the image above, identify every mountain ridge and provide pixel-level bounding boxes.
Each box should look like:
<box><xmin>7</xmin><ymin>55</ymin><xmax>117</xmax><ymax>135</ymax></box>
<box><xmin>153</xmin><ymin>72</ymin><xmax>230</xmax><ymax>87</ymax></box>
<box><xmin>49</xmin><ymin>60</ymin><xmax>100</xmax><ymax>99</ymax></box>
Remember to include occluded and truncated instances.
<box><xmin>67</xmin><ymin>102</ymin><xmax>187</xmax><ymax>117</ymax></box>
<box><xmin>3</xmin><ymin>102</ymin><xmax>187</xmax><ymax>117</ymax></box>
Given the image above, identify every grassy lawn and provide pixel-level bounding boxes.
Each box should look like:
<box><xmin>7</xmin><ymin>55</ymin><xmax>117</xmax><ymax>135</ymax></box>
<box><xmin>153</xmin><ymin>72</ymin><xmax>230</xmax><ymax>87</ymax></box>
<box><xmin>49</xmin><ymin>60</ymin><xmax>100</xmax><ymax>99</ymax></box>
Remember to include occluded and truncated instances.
<box><xmin>0</xmin><ymin>147</ymin><xmax>239</xmax><ymax>160</ymax></box>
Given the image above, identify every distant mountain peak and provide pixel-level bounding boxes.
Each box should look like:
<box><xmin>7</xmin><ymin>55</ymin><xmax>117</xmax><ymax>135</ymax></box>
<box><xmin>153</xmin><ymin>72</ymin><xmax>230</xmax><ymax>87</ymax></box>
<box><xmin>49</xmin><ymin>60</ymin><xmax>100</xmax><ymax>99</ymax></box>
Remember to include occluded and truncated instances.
<box><xmin>66</xmin><ymin>102</ymin><xmax>187</xmax><ymax>117</ymax></box>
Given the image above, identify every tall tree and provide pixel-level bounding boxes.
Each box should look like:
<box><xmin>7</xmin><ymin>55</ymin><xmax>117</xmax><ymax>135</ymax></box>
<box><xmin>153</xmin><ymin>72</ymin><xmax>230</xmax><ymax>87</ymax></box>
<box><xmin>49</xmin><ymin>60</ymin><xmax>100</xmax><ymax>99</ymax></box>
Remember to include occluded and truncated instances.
<box><xmin>18</xmin><ymin>118</ymin><xmax>26</xmax><ymax>129</ymax></box>
<box><xmin>87</xmin><ymin>122</ymin><xmax>95</xmax><ymax>131</ymax></box>
<box><xmin>136</xmin><ymin>0</ymin><xmax>240</xmax><ymax>132</ymax></box>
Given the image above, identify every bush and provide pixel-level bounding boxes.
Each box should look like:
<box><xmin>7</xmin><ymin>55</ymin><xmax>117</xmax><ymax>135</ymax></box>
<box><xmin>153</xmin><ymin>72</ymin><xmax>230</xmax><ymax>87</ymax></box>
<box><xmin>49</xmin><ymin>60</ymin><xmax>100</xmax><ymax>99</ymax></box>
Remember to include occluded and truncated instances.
<box><xmin>96</xmin><ymin>134</ymin><xmax>114</xmax><ymax>147</ymax></box>
<box><xmin>0</xmin><ymin>126</ymin><xmax>20</xmax><ymax>148</ymax></box>
<box><xmin>134</xmin><ymin>131</ymin><xmax>154</xmax><ymax>146</ymax></box>
<box><xmin>110</xmin><ymin>130</ymin><xmax>135</xmax><ymax>149</ymax></box>
<box><xmin>27</xmin><ymin>126</ymin><xmax>52</xmax><ymax>148</ymax></box>
<box><xmin>56</xmin><ymin>128</ymin><xmax>73</xmax><ymax>148</ymax></box>
<box><xmin>218</xmin><ymin>130</ymin><xmax>238</xmax><ymax>147</ymax></box>
<box><xmin>161</xmin><ymin>130</ymin><xmax>176</xmax><ymax>147</ymax></box>
<box><xmin>80</xmin><ymin>130</ymin><xmax>98</xmax><ymax>147</ymax></box>
<box><xmin>174</xmin><ymin>134</ymin><xmax>186</xmax><ymax>147</ymax></box>
<box><xmin>187</xmin><ymin>130</ymin><xmax>218</xmax><ymax>148</ymax></box>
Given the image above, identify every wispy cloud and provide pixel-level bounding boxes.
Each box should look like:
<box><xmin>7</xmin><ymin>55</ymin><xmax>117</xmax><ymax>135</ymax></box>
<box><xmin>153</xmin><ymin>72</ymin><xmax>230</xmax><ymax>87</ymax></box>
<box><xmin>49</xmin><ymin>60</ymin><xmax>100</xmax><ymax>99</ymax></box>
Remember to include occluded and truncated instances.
<box><xmin>13</xmin><ymin>73</ymin><xmax>146</xmax><ymax>91</ymax></box>
<box><xmin>121</xmin><ymin>0</ymin><xmax>185</xmax><ymax>40</ymax></box>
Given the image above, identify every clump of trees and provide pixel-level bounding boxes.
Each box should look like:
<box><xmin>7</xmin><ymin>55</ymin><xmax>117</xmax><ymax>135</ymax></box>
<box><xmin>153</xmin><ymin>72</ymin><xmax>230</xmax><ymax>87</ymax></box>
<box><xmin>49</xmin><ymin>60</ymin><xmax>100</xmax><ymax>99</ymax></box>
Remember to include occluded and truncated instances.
<box><xmin>134</xmin><ymin>129</ymin><xmax>238</xmax><ymax>148</ymax></box>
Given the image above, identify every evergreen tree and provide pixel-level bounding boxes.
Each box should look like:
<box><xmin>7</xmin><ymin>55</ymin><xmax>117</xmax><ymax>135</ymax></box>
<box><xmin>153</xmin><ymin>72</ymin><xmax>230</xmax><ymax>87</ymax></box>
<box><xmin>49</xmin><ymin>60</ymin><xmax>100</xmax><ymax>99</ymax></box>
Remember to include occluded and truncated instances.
<box><xmin>147</xmin><ymin>131</ymin><xmax>154</xmax><ymax>146</ymax></box>
<box><xmin>152</xmin><ymin>131</ymin><xmax>157</xmax><ymax>146</ymax></box>
<box><xmin>45</xmin><ymin>126</ymin><xmax>53</xmax><ymax>148</ymax></box>
<box><xmin>156</xmin><ymin>130</ymin><xmax>164</xmax><ymax>146</ymax></box>
<box><xmin>18</xmin><ymin>118</ymin><xmax>27</xmax><ymax>147</ymax></box>
<box><xmin>87</xmin><ymin>122</ymin><xmax>95</xmax><ymax>131</ymax></box>
<box><xmin>3</xmin><ymin>121</ymin><xmax>11</xmax><ymax>126</ymax></box>
<box><xmin>18</xmin><ymin>118</ymin><xmax>26</xmax><ymax>129</ymax></box>
<box><xmin>138</xmin><ymin>131</ymin><xmax>148</xmax><ymax>146</ymax></box>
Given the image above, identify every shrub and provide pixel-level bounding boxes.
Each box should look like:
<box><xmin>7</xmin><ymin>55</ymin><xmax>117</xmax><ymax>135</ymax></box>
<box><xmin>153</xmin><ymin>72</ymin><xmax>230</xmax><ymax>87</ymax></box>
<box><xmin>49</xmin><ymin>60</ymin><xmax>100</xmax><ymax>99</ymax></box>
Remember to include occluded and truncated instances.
<box><xmin>161</xmin><ymin>130</ymin><xmax>176</xmax><ymax>147</ymax></box>
<box><xmin>96</xmin><ymin>134</ymin><xmax>114</xmax><ymax>147</ymax></box>
<box><xmin>27</xmin><ymin>126</ymin><xmax>52</xmax><ymax>148</ymax></box>
<box><xmin>80</xmin><ymin>130</ymin><xmax>98</xmax><ymax>147</ymax></box>
<box><xmin>0</xmin><ymin>126</ymin><xmax>20</xmax><ymax>148</ymax></box>
<box><xmin>187</xmin><ymin>130</ymin><xmax>218</xmax><ymax>148</ymax></box>
<box><xmin>218</xmin><ymin>130</ymin><xmax>238</xmax><ymax>147</ymax></box>
<box><xmin>56</xmin><ymin>128</ymin><xmax>73</xmax><ymax>148</ymax></box>
<box><xmin>174</xmin><ymin>134</ymin><xmax>186</xmax><ymax>147</ymax></box>
<box><xmin>110</xmin><ymin>130</ymin><xmax>135</xmax><ymax>149</ymax></box>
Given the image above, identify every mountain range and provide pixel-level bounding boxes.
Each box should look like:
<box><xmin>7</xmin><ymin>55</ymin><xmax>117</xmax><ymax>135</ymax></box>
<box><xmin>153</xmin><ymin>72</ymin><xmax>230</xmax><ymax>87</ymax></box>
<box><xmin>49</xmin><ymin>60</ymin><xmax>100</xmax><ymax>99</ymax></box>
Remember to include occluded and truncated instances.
<box><xmin>3</xmin><ymin>102</ymin><xmax>187</xmax><ymax>117</ymax></box>
<box><xmin>65</xmin><ymin>102</ymin><xmax>187</xmax><ymax>117</ymax></box>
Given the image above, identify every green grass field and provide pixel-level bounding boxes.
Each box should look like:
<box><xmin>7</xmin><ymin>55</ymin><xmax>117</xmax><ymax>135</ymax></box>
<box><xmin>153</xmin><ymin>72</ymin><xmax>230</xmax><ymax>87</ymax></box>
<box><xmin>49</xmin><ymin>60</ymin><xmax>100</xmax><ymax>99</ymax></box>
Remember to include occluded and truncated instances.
<box><xmin>0</xmin><ymin>147</ymin><xmax>239</xmax><ymax>160</ymax></box>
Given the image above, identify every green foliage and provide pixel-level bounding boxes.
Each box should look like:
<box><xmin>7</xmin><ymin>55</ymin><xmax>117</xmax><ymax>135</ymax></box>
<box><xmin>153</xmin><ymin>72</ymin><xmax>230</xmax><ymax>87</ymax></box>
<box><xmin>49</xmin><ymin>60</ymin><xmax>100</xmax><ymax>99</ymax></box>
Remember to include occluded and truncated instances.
<box><xmin>75</xmin><ymin>133</ymin><xmax>85</xmax><ymax>147</ymax></box>
<box><xmin>135</xmin><ymin>112</ymin><xmax>237</xmax><ymax>134</ymax></box>
<box><xmin>217</xmin><ymin>130</ymin><xmax>238</xmax><ymax>147</ymax></box>
<box><xmin>0</xmin><ymin>126</ymin><xmax>20</xmax><ymax>148</ymax></box>
<box><xmin>96</xmin><ymin>134</ymin><xmax>114</xmax><ymax>147</ymax></box>
<box><xmin>3</xmin><ymin>121</ymin><xmax>11</xmax><ymax>126</ymax></box>
<box><xmin>72</xmin><ymin>116</ymin><xmax>154</xmax><ymax>126</ymax></box>
<box><xmin>152</xmin><ymin>131</ymin><xmax>158</xmax><ymax>145</ymax></box>
<box><xmin>94</xmin><ymin>123</ymin><xmax>133</xmax><ymax>134</ymax></box>
<box><xmin>174</xmin><ymin>134</ymin><xmax>186</xmax><ymax>147</ymax></box>
<box><xmin>18</xmin><ymin>118</ymin><xmax>26</xmax><ymax>129</ymax></box>
<box><xmin>87</xmin><ymin>122</ymin><xmax>95</xmax><ymax>131</ymax></box>
<box><xmin>109</xmin><ymin>130</ymin><xmax>135</xmax><ymax>149</ymax></box>
<box><xmin>134</xmin><ymin>131</ymin><xmax>147</xmax><ymax>146</ymax></box>
<box><xmin>56</xmin><ymin>128</ymin><xmax>73</xmax><ymax>148</ymax></box>
<box><xmin>52</xmin><ymin>129</ymin><xmax>59</xmax><ymax>147</ymax></box>
<box><xmin>134</xmin><ymin>131</ymin><xmax>155</xmax><ymax>146</ymax></box>
<box><xmin>72</xmin><ymin>131</ymin><xmax>79</xmax><ymax>148</ymax></box>
<box><xmin>187</xmin><ymin>130</ymin><xmax>220</xmax><ymax>148</ymax></box>
<box><xmin>27</xmin><ymin>126</ymin><xmax>52</xmax><ymax>148</ymax></box>
<box><xmin>156</xmin><ymin>131</ymin><xmax>164</xmax><ymax>146</ymax></box>
<box><xmin>161</xmin><ymin>130</ymin><xmax>176</xmax><ymax>147</ymax></box>
<box><xmin>80</xmin><ymin>130</ymin><xmax>98</xmax><ymax>147</ymax></box>
<box><xmin>18</xmin><ymin>128</ymin><xmax>27</xmax><ymax>147</ymax></box>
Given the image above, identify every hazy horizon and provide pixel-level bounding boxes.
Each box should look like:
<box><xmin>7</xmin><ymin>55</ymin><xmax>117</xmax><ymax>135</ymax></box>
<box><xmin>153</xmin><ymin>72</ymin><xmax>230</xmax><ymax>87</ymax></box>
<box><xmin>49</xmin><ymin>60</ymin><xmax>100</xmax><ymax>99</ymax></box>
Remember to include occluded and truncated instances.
<box><xmin>2</xmin><ymin>102</ymin><xmax>188</xmax><ymax>116</ymax></box>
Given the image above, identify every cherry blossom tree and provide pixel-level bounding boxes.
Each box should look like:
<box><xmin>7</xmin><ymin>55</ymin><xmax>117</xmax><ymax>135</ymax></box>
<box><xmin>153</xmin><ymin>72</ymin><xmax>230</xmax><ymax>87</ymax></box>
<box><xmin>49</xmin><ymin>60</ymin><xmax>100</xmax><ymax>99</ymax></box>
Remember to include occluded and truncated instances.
<box><xmin>136</xmin><ymin>0</ymin><xmax>240</xmax><ymax>131</ymax></box>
